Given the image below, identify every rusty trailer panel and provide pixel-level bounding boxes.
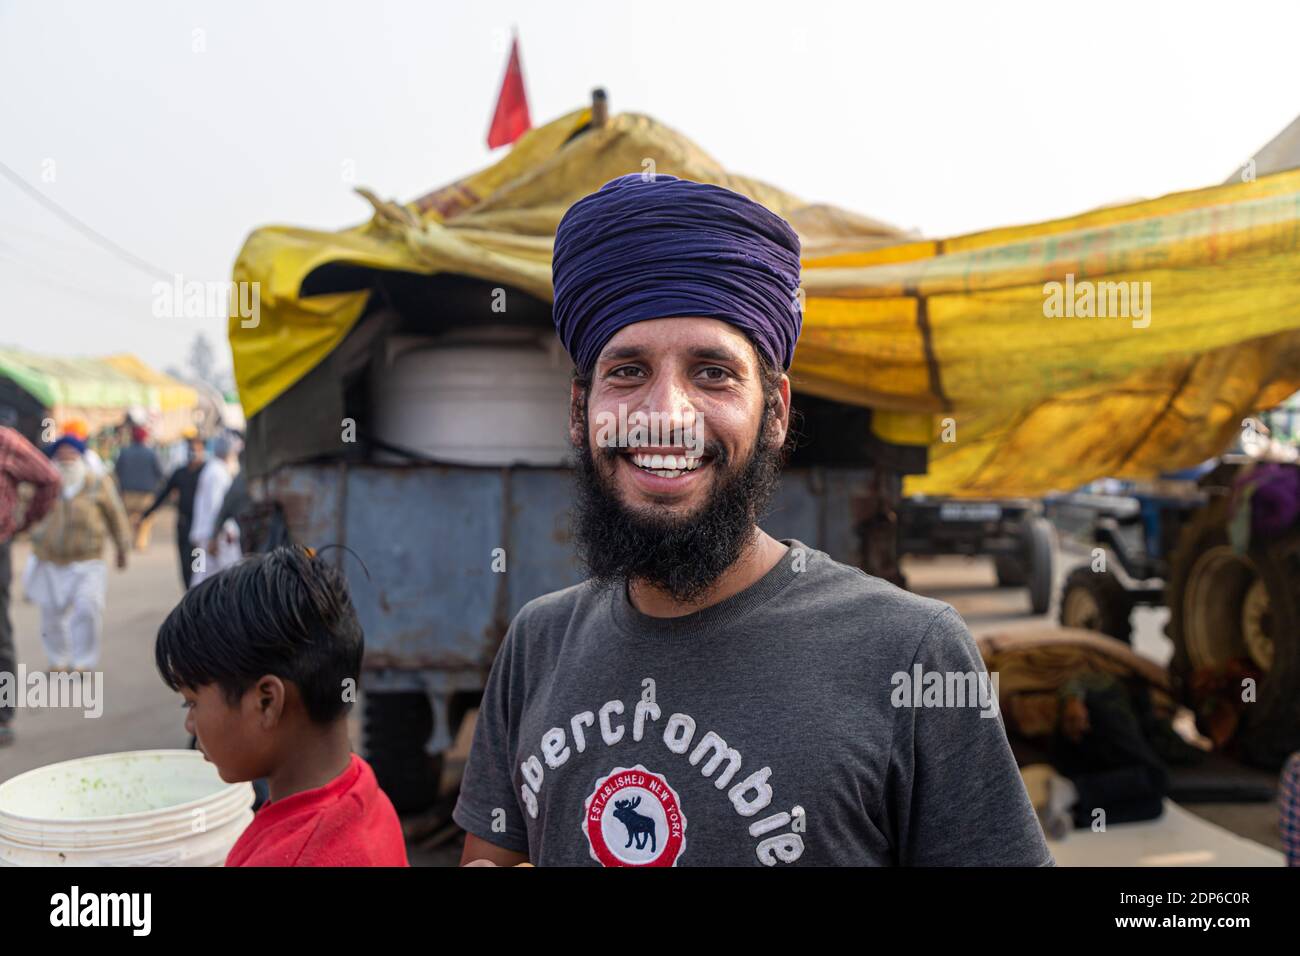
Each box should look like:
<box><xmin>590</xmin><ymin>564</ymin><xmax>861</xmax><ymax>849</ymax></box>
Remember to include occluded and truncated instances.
<box><xmin>259</xmin><ymin>462</ymin><xmax>885</xmax><ymax>680</ymax></box>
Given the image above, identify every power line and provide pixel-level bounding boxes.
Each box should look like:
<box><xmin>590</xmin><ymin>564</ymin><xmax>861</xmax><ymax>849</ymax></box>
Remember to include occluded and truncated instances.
<box><xmin>0</xmin><ymin>256</ymin><xmax>195</xmax><ymax>340</ymax></box>
<box><xmin>0</xmin><ymin>253</ymin><xmax>141</xmax><ymax>307</ymax></box>
<box><xmin>0</xmin><ymin>159</ymin><xmax>175</xmax><ymax>282</ymax></box>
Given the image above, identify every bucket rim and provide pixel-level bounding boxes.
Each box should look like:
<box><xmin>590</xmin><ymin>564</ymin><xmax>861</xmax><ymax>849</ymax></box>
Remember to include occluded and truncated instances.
<box><xmin>0</xmin><ymin>749</ymin><xmax>251</xmax><ymax>826</ymax></box>
<box><xmin>0</xmin><ymin>804</ymin><xmax>253</xmax><ymax>858</ymax></box>
<box><xmin>0</xmin><ymin>786</ymin><xmax>253</xmax><ymax>841</ymax></box>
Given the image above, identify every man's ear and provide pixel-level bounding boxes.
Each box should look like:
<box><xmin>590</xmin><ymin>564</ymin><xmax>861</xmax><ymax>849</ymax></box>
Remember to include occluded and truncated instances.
<box><xmin>569</xmin><ymin>380</ymin><xmax>587</xmax><ymax>448</ymax></box>
<box><xmin>771</xmin><ymin>374</ymin><xmax>792</xmax><ymax>448</ymax></box>
<box><xmin>253</xmin><ymin>675</ymin><xmax>287</xmax><ymax>728</ymax></box>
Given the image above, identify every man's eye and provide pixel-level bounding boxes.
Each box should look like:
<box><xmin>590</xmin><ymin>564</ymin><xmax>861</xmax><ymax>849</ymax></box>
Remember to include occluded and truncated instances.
<box><xmin>181</xmin><ymin>700</ymin><xmax>194</xmax><ymax>710</ymax></box>
<box><xmin>698</xmin><ymin>366</ymin><xmax>730</xmax><ymax>382</ymax></box>
<box><xmin>610</xmin><ymin>366</ymin><xmax>645</xmax><ymax>378</ymax></box>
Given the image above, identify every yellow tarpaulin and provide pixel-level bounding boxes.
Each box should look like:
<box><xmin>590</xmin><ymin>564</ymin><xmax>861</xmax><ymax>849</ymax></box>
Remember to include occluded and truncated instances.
<box><xmin>101</xmin><ymin>354</ymin><xmax>198</xmax><ymax>413</ymax></box>
<box><xmin>230</xmin><ymin>108</ymin><xmax>1300</xmax><ymax>496</ymax></box>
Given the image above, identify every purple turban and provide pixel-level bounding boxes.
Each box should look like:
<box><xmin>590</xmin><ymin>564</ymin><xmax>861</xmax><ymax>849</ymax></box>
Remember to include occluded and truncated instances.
<box><xmin>46</xmin><ymin>435</ymin><xmax>86</xmax><ymax>457</ymax></box>
<box><xmin>552</xmin><ymin>173</ymin><xmax>802</xmax><ymax>376</ymax></box>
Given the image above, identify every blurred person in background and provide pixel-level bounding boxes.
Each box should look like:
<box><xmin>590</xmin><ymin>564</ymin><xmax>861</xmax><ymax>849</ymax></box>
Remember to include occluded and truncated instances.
<box><xmin>209</xmin><ymin>445</ymin><xmax>251</xmax><ymax>562</ymax></box>
<box><xmin>1025</xmin><ymin>672</ymin><xmax>1204</xmax><ymax>839</ymax></box>
<box><xmin>60</xmin><ymin>418</ymin><xmax>106</xmax><ymax>477</ymax></box>
<box><xmin>114</xmin><ymin>425</ymin><xmax>165</xmax><ymax>550</ymax></box>
<box><xmin>164</xmin><ymin>426</ymin><xmax>198</xmax><ymax>472</ymax></box>
<box><xmin>189</xmin><ymin>433</ymin><xmax>240</xmax><ymax>588</ymax></box>
<box><xmin>0</xmin><ymin>408</ymin><xmax>61</xmax><ymax>746</ymax></box>
<box><xmin>1281</xmin><ymin>751</ymin><xmax>1300</xmax><ymax>867</ymax></box>
<box><xmin>23</xmin><ymin>435</ymin><xmax>130</xmax><ymax>673</ymax></box>
<box><xmin>140</xmin><ymin>433</ymin><xmax>206</xmax><ymax>589</ymax></box>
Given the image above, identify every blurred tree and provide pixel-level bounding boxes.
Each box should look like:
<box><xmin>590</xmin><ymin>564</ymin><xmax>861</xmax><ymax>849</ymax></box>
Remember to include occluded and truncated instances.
<box><xmin>187</xmin><ymin>333</ymin><xmax>218</xmax><ymax>388</ymax></box>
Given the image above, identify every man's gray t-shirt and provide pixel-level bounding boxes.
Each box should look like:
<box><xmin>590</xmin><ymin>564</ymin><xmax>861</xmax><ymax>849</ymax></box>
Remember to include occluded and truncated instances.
<box><xmin>453</xmin><ymin>540</ymin><xmax>1053</xmax><ymax>867</ymax></box>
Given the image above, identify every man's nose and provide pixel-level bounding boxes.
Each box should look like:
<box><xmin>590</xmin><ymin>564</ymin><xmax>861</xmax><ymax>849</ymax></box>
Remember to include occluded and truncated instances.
<box><xmin>637</xmin><ymin>370</ymin><xmax>698</xmax><ymax>439</ymax></box>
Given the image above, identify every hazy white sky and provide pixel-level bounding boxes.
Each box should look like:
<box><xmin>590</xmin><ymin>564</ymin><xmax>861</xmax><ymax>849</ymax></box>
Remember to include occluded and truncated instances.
<box><xmin>3</xmin><ymin>0</ymin><xmax>1299</xmax><ymax>377</ymax></box>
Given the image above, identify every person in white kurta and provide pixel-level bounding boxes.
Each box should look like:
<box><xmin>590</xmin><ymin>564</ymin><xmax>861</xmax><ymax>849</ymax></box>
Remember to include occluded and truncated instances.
<box><xmin>27</xmin><ymin>558</ymin><xmax>107</xmax><ymax>669</ymax></box>
<box><xmin>187</xmin><ymin>436</ymin><xmax>238</xmax><ymax>588</ymax></box>
<box><xmin>83</xmin><ymin>446</ymin><xmax>106</xmax><ymax>478</ymax></box>
<box><xmin>23</xmin><ymin>437</ymin><xmax>129</xmax><ymax>671</ymax></box>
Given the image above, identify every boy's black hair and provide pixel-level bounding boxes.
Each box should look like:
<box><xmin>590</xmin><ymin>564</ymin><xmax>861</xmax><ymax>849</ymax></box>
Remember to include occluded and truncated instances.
<box><xmin>155</xmin><ymin>546</ymin><xmax>363</xmax><ymax>724</ymax></box>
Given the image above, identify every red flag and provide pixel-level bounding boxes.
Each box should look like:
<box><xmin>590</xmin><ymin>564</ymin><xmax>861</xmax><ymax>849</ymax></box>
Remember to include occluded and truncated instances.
<box><xmin>487</xmin><ymin>36</ymin><xmax>531</xmax><ymax>149</ymax></box>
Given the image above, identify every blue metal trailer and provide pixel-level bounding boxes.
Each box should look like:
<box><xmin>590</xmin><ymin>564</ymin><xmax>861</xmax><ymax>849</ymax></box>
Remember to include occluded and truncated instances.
<box><xmin>254</xmin><ymin>458</ymin><xmax>895</xmax><ymax>811</ymax></box>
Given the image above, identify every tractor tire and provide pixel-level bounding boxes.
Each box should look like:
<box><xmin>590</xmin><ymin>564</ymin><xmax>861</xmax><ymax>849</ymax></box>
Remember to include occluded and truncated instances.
<box><xmin>1058</xmin><ymin>565</ymin><xmax>1133</xmax><ymax>643</ymax></box>
<box><xmin>1024</xmin><ymin>516</ymin><xmax>1055</xmax><ymax>616</ymax></box>
<box><xmin>1166</xmin><ymin>497</ymin><xmax>1240</xmax><ymax>693</ymax></box>
<box><xmin>1238</xmin><ymin>532</ymin><xmax>1300</xmax><ymax>768</ymax></box>
<box><xmin>1166</xmin><ymin>497</ymin><xmax>1300</xmax><ymax>769</ymax></box>
<box><xmin>363</xmin><ymin>691</ymin><xmax>445</xmax><ymax>815</ymax></box>
<box><xmin>994</xmin><ymin>555</ymin><xmax>1026</xmax><ymax>587</ymax></box>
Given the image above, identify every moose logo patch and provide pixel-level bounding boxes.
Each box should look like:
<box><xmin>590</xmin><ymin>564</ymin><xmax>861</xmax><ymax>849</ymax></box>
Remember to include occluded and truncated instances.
<box><xmin>583</xmin><ymin>765</ymin><xmax>686</xmax><ymax>867</ymax></box>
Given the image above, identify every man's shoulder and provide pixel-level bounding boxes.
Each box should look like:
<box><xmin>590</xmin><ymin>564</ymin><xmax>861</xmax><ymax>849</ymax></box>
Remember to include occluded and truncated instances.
<box><xmin>510</xmin><ymin>579</ymin><xmax>609</xmax><ymax>637</ymax></box>
<box><xmin>790</xmin><ymin>545</ymin><xmax>969</xmax><ymax>665</ymax></box>
<box><xmin>798</xmin><ymin>545</ymin><xmax>955</xmax><ymax>625</ymax></box>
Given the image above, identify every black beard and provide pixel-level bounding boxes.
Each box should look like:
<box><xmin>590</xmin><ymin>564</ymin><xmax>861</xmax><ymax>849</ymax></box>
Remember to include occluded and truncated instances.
<box><xmin>570</xmin><ymin>406</ymin><xmax>784</xmax><ymax>604</ymax></box>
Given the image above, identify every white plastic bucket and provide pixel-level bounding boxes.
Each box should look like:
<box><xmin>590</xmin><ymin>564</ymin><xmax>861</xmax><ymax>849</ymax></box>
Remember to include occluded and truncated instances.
<box><xmin>0</xmin><ymin>750</ymin><xmax>254</xmax><ymax>866</ymax></box>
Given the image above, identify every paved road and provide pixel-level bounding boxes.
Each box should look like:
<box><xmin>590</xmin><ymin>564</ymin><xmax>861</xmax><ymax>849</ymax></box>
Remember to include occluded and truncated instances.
<box><xmin>902</xmin><ymin>543</ymin><xmax>1173</xmax><ymax>665</ymax></box>
<box><xmin>0</xmin><ymin>512</ymin><xmax>193</xmax><ymax>782</ymax></box>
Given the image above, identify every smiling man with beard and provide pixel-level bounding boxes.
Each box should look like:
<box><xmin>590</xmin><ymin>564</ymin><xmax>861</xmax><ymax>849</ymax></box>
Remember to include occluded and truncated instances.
<box><xmin>454</xmin><ymin>174</ymin><xmax>1052</xmax><ymax>868</ymax></box>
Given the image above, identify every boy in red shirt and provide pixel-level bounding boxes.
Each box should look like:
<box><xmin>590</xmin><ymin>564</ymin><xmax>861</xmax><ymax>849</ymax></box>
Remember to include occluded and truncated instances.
<box><xmin>155</xmin><ymin>546</ymin><xmax>408</xmax><ymax>866</ymax></box>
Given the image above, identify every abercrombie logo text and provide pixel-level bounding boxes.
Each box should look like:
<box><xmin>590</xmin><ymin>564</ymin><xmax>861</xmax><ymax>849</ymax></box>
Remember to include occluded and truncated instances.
<box><xmin>521</xmin><ymin>678</ymin><xmax>806</xmax><ymax>866</ymax></box>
